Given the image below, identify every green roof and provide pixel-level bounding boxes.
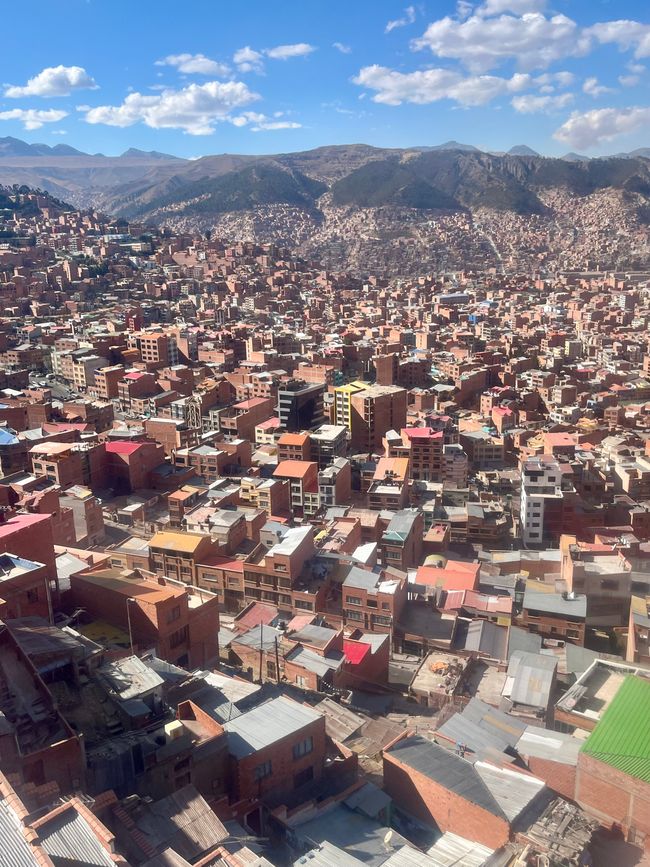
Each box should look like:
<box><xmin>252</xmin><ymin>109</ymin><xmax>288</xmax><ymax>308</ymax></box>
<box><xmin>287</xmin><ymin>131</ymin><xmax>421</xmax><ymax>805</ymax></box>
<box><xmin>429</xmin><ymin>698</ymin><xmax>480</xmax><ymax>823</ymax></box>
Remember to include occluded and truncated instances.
<box><xmin>581</xmin><ymin>675</ymin><xmax>650</xmax><ymax>782</ymax></box>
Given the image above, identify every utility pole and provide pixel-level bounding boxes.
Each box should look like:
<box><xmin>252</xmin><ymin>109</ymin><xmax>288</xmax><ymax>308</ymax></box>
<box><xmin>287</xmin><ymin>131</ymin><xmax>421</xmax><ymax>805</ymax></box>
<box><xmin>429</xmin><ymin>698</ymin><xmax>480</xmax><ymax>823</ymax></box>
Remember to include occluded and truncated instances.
<box><xmin>126</xmin><ymin>597</ymin><xmax>135</xmax><ymax>655</ymax></box>
<box><xmin>274</xmin><ymin>636</ymin><xmax>281</xmax><ymax>684</ymax></box>
<box><xmin>258</xmin><ymin>622</ymin><xmax>264</xmax><ymax>683</ymax></box>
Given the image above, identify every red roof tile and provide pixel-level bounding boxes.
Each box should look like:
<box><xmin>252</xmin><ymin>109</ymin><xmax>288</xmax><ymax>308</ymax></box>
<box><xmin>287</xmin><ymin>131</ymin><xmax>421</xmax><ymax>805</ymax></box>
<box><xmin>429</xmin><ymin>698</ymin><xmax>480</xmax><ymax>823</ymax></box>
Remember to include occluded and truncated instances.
<box><xmin>105</xmin><ymin>441</ymin><xmax>141</xmax><ymax>455</ymax></box>
<box><xmin>343</xmin><ymin>639</ymin><xmax>371</xmax><ymax>665</ymax></box>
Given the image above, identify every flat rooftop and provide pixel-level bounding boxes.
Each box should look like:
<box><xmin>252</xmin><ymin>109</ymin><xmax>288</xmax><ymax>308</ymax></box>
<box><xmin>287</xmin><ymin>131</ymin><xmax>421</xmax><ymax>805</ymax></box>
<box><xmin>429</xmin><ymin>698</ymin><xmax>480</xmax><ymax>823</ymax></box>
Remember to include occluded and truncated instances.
<box><xmin>556</xmin><ymin>659</ymin><xmax>650</xmax><ymax>728</ymax></box>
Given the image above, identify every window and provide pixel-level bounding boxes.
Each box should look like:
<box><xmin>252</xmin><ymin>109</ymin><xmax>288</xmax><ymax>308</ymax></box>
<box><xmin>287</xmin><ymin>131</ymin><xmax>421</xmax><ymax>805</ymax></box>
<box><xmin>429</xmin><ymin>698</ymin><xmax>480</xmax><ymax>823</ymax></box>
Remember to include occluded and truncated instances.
<box><xmin>169</xmin><ymin>625</ymin><xmax>189</xmax><ymax>648</ymax></box>
<box><xmin>167</xmin><ymin>606</ymin><xmax>181</xmax><ymax>624</ymax></box>
<box><xmin>345</xmin><ymin>595</ymin><xmax>362</xmax><ymax>605</ymax></box>
<box><xmin>266</xmin><ymin>661</ymin><xmax>277</xmax><ymax>679</ymax></box>
<box><xmin>345</xmin><ymin>609</ymin><xmax>363</xmax><ymax>621</ymax></box>
<box><xmin>27</xmin><ymin>588</ymin><xmax>39</xmax><ymax>603</ymax></box>
<box><xmin>293</xmin><ymin>736</ymin><xmax>313</xmax><ymax>760</ymax></box>
<box><xmin>254</xmin><ymin>761</ymin><xmax>272</xmax><ymax>781</ymax></box>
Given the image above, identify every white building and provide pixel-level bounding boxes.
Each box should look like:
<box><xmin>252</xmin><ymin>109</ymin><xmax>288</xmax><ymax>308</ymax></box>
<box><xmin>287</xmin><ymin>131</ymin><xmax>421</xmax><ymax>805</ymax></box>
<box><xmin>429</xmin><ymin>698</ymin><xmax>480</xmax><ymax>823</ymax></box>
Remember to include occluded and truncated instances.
<box><xmin>520</xmin><ymin>457</ymin><xmax>564</xmax><ymax>546</ymax></box>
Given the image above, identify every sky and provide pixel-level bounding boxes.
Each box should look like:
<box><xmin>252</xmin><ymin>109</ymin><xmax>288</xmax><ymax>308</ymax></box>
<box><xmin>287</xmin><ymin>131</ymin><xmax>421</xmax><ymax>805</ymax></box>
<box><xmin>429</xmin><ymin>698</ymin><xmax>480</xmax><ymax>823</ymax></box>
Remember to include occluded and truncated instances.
<box><xmin>1</xmin><ymin>0</ymin><xmax>649</xmax><ymax>158</ymax></box>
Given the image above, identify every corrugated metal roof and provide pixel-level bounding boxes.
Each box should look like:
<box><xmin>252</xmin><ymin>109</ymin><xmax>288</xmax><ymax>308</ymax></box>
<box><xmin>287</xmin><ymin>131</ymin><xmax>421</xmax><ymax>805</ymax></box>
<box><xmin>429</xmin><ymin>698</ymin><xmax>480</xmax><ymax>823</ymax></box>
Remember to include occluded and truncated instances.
<box><xmin>463</xmin><ymin>620</ymin><xmax>508</xmax><ymax>660</ymax></box>
<box><xmin>516</xmin><ymin>727</ymin><xmax>581</xmax><ymax>766</ymax></box>
<box><xmin>224</xmin><ymin>696</ymin><xmax>322</xmax><ymax>758</ymax></box>
<box><xmin>231</xmin><ymin>624</ymin><xmax>283</xmax><ymax>652</ymax></box>
<box><xmin>438</xmin><ymin>698</ymin><xmax>525</xmax><ymax>757</ymax></box>
<box><xmin>381</xmin><ymin>846</ymin><xmax>440</xmax><ymax>866</ymax></box>
<box><xmin>294</xmin><ymin>841</ymin><xmax>365</xmax><ymax>866</ymax></box>
<box><xmin>473</xmin><ymin>762</ymin><xmax>545</xmax><ymax>822</ymax></box>
<box><xmin>38</xmin><ymin>807</ymin><xmax>114</xmax><ymax>866</ymax></box>
<box><xmin>507</xmin><ymin>625</ymin><xmax>542</xmax><ymax>659</ymax></box>
<box><xmin>98</xmin><ymin>655</ymin><xmax>164</xmax><ymax>700</ymax></box>
<box><xmin>506</xmin><ymin>651</ymin><xmax>556</xmax><ymax>709</ymax></box>
<box><xmin>291</xmin><ymin>804</ymin><xmax>411</xmax><ymax>866</ymax></box>
<box><xmin>289</xmin><ymin>625</ymin><xmax>338</xmax><ymax>646</ymax></box>
<box><xmin>386</xmin><ymin>736</ymin><xmax>506</xmax><ymax>819</ymax></box>
<box><xmin>343</xmin><ymin>782</ymin><xmax>391</xmax><ymax>819</ymax></box>
<box><xmin>285</xmin><ymin>645</ymin><xmax>344</xmax><ymax>677</ymax></box>
<box><xmin>0</xmin><ymin>799</ymin><xmax>38</xmax><ymax>867</ymax></box>
<box><xmin>564</xmin><ymin>642</ymin><xmax>599</xmax><ymax>676</ymax></box>
<box><xmin>581</xmin><ymin>675</ymin><xmax>650</xmax><ymax>782</ymax></box>
<box><xmin>523</xmin><ymin>589</ymin><xmax>587</xmax><ymax>619</ymax></box>
<box><xmin>141</xmin><ymin>849</ymin><xmax>192</xmax><ymax>867</ymax></box>
<box><xmin>314</xmin><ymin>698</ymin><xmax>365</xmax><ymax>742</ymax></box>
<box><xmin>134</xmin><ymin>785</ymin><xmax>228</xmax><ymax>861</ymax></box>
<box><xmin>426</xmin><ymin>831</ymin><xmax>494</xmax><ymax>866</ymax></box>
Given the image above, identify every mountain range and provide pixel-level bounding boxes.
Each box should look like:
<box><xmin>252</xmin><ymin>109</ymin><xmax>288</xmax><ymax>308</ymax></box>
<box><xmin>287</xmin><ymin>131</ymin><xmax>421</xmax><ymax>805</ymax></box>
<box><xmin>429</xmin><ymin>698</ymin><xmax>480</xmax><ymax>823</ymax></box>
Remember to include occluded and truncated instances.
<box><xmin>2</xmin><ymin>136</ymin><xmax>650</xmax><ymax>275</ymax></box>
<box><xmin>1</xmin><ymin>135</ymin><xmax>649</xmax><ymax>216</ymax></box>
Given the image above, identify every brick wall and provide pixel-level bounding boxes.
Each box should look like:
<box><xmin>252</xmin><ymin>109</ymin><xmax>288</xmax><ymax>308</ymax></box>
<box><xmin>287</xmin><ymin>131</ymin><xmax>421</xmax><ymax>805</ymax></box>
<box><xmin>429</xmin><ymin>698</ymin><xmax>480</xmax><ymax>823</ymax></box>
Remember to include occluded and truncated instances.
<box><xmin>526</xmin><ymin>756</ymin><xmax>576</xmax><ymax>802</ymax></box>
<box><xmin>383</xmin><ymin>749</ymin><xmax>510</xmax><ymax>850</ymax></box>
<box><xmin>230</xmin><ymin>715</ymin><xmax>326</xmax><ymax>802</ymax></box>
<box><xmin>576</xmin><ymin>753</ymin><xmax>650</xmax><ymax>837</ymax></box>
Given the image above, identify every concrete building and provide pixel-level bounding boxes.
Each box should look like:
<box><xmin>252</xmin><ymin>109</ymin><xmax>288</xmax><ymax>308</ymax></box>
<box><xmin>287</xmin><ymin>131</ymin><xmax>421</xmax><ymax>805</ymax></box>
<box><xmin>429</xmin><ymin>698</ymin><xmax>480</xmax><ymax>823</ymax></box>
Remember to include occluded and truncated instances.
<box><xmin>277</xmin><ymin>380</ymin><xmax>325</xmax><ymax>432</ymax></box>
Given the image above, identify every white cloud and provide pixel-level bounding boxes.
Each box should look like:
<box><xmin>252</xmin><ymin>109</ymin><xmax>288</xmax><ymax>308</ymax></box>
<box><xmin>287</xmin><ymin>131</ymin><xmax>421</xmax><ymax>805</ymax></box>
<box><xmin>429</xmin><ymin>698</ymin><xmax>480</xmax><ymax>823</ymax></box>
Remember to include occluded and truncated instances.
<box><xmin>353</xmin><ymin>64</ymin><xmax>530</xmax><ymax>106</ymax></box>
<box><xmin>554</xmin><ymin>106</ymin><xmax>650</xmax><ymax>149</ymax></box>
<box><xmin>4</xmin><ymin>65</ymin><xmax>97</xmax><ymax>98</ymax></box>
<box><xmin>81</xmin><ymin>80</ymin><xmax>259</xmax><ymax>135</ymax></box>
<box><xmin>533</xmin><ymin>71</ymin><xmax>574</xmax><ymax>92</ymax></box>
<box><xmin>264</xmin><ymin>43</ymin><xmax>316</xmax><ymax>60</ymax></box>
<box><xmin>619</xmin><ymin>74</ymin><xmax>640</xmax><ymax>86</ymax></box>
<box><xmin>477</xmin><ymin>0</ymin><xmax>546</xmax><ymax>15</ymax></box>
<box><xmin>587</xmin><ymin>20</ymin><xmax>650</xmax><ymax>59</ymax></box>
<box><xmin>386</xmin><ymin>6</ymin><xmax>416</xmax><ymax>33</ymax></box>
<box><xmin>333</xmin><ymin>42</ymin><xmax>352</xmax><ymax>54</ymax></box>
<box><xmin>582</xmin><ymin>76</ymin><xmax>613</xmax><ymax>97</ymax></box>
<box><xmin>51</xmin><ymin>129</ymin><xmax>68</xmax><ymax>135</ymax></box>
<box><xmin>231</xmin><ymin>111</ymin><xmax>301</xmax><ymax>131</ymax></box>
<box><xmin>412</xmin><ymin>12</ymin><xmax>590</xmax><ymax>73</ymax></box>
<box><xmin>253</xmin><ymin>120</ymin><xmax>301</xmax><ymax>131</ymax></box>
<box><xmin>234</xmin><ymin>43</ymin><xmax>316</xmax><ymax>73</ymax></box>
<box><xmin>0</xmin><ymin>108</ymin><xmax>68</xmax><ymax>129</ymax></box>
<box><xmin>511</xmin><ymin>92</ymin><xmax>573</xmax><ymax>113</ymax></box>
<box><xmin>155</xmin><ymin>53</ymin><xmax>230</xmax><ymax>76</ymax></box>
<box><xmin>233</xmin><ymin>46</ymin><xmax>265</xmax><ymax>73</ymax></box>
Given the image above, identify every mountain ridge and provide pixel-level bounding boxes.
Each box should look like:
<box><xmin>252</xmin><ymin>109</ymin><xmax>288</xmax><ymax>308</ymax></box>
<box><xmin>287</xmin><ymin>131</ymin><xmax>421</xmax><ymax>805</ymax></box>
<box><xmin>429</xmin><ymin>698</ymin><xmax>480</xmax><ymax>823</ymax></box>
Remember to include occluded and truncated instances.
<box><xmin>1</xmin><ymin>137</ymin><xmax>650</xmax><ymax>277</ymax></box>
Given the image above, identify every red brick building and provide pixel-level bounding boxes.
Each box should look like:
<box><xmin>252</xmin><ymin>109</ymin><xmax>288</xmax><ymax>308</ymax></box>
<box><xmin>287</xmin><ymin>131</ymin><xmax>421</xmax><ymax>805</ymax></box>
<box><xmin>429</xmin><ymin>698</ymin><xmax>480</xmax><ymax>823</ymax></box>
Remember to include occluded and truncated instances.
<box><xmin>0</xmin><ymin>553</ymin><xmax>51</xmax><ymax>621</ymax></box>
<box><xmin>68</xmin><ymin>567</ymin><xmax>220</xmax><ymax>669</ymax></box>
<box><xmin>105</xmin><ymin>440</ymin><xmax>165</xmax><ymax>493</ymax></box>
<box><xmin>223</xmin><ymin>696</ymin><xmax>327</xmax><ymax>803</ymax></box>
<box><xmin>383</xmin><ymin>734</ymin><xmax>547</xmax><ymax>851</ymax></box>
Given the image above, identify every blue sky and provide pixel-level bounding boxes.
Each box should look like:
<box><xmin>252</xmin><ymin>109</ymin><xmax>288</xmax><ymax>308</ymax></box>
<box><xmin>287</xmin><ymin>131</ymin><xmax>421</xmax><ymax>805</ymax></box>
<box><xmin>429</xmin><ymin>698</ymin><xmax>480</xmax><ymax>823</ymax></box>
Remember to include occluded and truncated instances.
<box><xmin>1</xmin><ymin>0</ymin><xmax>649</xmax><ymax>157</ymax></box>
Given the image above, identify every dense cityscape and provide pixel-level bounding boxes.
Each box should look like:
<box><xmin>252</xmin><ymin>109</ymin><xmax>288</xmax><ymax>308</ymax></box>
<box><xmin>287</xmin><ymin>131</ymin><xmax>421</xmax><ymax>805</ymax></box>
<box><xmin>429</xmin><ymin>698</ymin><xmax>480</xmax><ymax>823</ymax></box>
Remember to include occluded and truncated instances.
<box><xmin>3</xmin><ymin>0</ymin><xmax>650</xmax><ymax>861</ymax></box>
<box><xmin>0</xmin><ymin>182</ymin><xmax>647</xmax><ymax>864</ymax></box>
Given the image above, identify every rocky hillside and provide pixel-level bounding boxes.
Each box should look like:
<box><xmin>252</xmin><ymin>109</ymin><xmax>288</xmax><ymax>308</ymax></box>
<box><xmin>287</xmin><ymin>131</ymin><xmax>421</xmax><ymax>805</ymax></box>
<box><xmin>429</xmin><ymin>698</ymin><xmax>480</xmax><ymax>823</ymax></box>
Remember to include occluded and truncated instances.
<box><xmin>93</xmin><ymin>146</ymin><xmax>650</xmax><ymax>220</ymax></box>
<box><xmin>1</xmin><ymin>138</ymin><xmax>650</xmax><ymax>275</ymax></box>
